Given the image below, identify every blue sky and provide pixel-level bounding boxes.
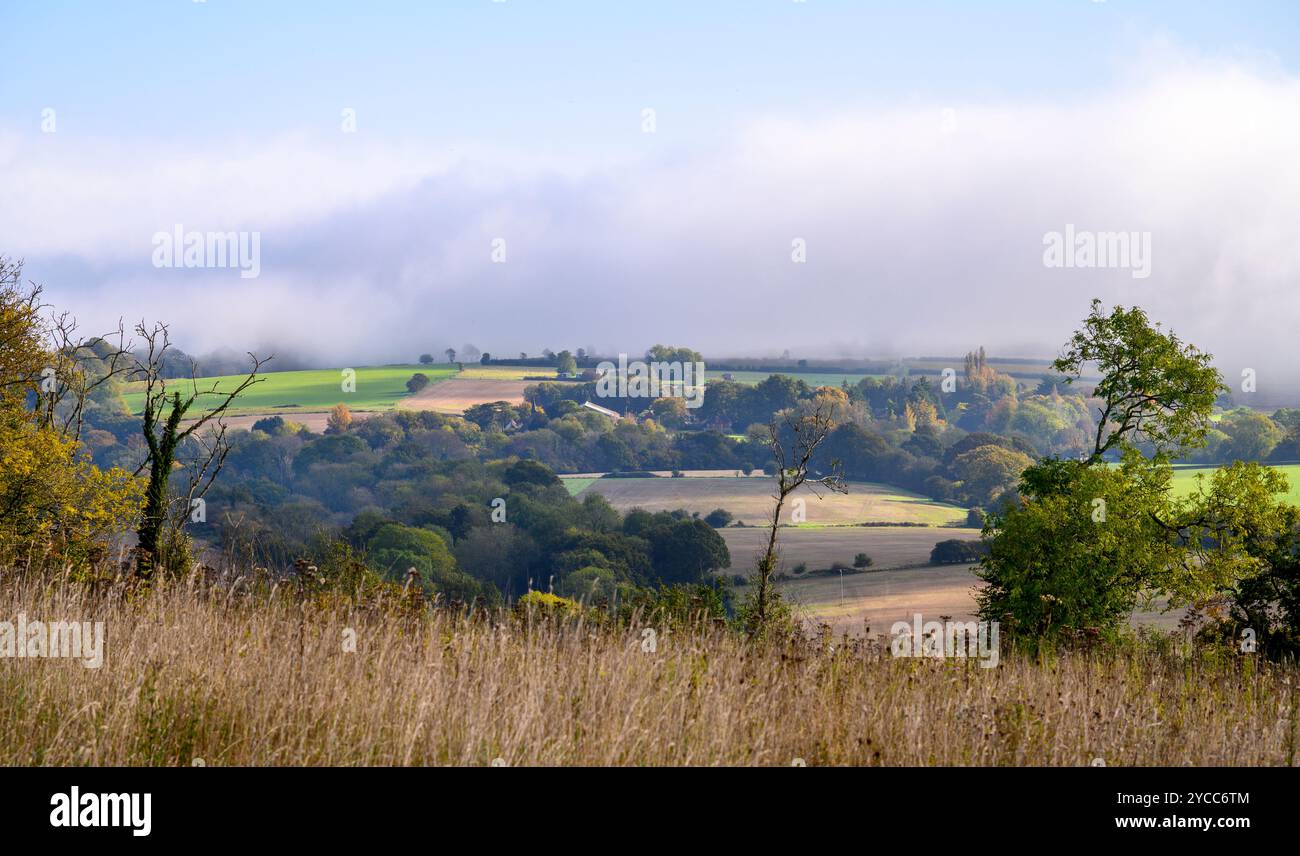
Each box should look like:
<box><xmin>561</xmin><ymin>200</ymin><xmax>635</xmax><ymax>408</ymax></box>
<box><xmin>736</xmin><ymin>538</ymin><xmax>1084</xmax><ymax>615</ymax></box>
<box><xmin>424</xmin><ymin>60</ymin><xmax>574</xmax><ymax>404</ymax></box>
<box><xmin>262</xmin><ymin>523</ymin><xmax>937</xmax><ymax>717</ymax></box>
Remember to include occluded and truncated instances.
<box><xmin>4</xmin><ymin>1</ymin><xmax>1298</xmax><ymax>150</ymax></box>
<box><xmin>2</xmin><ymin>2</ymin><xmax>1299</xmax><ymax>372</ymax></box>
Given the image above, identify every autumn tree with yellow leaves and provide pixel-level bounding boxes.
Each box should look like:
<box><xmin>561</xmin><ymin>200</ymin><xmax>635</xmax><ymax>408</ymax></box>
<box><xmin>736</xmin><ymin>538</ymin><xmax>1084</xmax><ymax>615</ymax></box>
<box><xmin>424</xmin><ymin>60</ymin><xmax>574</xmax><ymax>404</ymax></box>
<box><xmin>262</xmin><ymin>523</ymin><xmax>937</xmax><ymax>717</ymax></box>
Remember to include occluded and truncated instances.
<box><xmin>0</xmin><ymin>258</ymin><xmax>141</xmax><ymax>568</ymax></box>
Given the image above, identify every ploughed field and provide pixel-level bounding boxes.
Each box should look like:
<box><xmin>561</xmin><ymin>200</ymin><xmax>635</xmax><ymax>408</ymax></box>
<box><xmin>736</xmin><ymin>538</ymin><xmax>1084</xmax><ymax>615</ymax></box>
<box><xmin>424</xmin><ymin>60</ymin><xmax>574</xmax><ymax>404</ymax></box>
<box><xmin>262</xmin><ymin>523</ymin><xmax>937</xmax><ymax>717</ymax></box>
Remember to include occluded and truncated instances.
<box><xmin>398</xmin><ymin>378</ymin><xmax>530</xmax><ymax>413</ymax></box>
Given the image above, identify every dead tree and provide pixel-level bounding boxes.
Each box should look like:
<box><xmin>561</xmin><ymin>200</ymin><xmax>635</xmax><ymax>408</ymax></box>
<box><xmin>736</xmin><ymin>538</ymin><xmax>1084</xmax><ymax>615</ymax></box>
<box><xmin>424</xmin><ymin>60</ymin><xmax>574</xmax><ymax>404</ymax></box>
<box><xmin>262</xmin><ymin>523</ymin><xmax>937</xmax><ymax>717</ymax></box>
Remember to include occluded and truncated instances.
<box><xmin>1</xmin><ymin>257</ymin><xmax>136</xmax><ymax>443</ymax></box>
<box><xmin>749</xmin><ymin>399</ymin><xmax>846</xmax><ymax>635</ymax></box>
<box><xmin>39</xmin><ymin>312</ymin><xmax>134</xmax><ymax>444</ymax></box>
<box><xmin>133</xmin><ymin>321</ymin><xmax>268</xmax><ymax>578</ymax></box>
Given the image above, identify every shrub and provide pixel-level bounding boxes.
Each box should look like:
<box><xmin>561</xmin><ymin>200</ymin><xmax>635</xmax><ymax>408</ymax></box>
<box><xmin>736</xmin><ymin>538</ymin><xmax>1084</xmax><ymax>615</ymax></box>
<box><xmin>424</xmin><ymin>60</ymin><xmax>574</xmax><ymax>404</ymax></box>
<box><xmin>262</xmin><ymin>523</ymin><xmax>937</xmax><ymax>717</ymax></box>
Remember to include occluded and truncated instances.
<box><xmin>853</xmin><ymin>553</ymin><xmax>873</xmax><ymax>568</ymax></box>
<box><xmin>930</xmin><ymin>538</ymin><xmax>989</xmax><ymax>565</ymax></box>
<box><xmin>621</xmin><ymin>582</ymin><xmax>728</xmax><ymax>627</ymax></box>
<box><xmin>406</xmin><ymin>373</ymin><xmax>431</xmax><ymax>394</ymax></box>
<box><xmin>251</xmin><ymin>415</ymin><xmax>286</xmax><ymax>435</ymax></box>
<box><xmin>515</xmin><ymin>590</ymin><xmax>586</xmax><ymax>618</ymax></box>
<box><xmin>326</xmin><ymin>403</ymin><xmax>352</xmax><ymax>434</ymax></box>
<box><xmin>704</xmin><ymin>508</ymin><xmax>733</xmax><ymax>528</ymax></box>
<box><xmin>547</xmin><ymin>399</ymin><xmax>581</xmax><ymax>418</ymax></box>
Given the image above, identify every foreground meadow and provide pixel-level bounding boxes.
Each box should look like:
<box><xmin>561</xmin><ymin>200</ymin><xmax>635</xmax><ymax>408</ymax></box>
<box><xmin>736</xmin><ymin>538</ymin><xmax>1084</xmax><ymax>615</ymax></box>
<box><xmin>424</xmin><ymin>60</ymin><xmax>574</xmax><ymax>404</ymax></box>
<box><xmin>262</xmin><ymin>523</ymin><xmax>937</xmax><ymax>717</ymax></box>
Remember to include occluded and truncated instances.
<box><xmin>1</xmin><ymin>572</ymin><xmax>1295</xmax><ymax>766</ymax></box>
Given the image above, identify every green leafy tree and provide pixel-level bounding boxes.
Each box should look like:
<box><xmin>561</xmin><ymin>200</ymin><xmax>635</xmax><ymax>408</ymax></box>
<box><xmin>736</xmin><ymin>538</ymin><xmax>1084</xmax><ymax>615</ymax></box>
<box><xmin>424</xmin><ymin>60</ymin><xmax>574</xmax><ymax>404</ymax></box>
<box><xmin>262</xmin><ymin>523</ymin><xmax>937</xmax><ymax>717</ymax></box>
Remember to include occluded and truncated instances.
<box><xmin>251</xmin><ymin>415</ymin><xmax>286</xmax><ymax>435</ymax></box>
<box><xmin>648</xmin><ymin>518</ymin><xmax>730</xmax><ymax>584</ymax></box>
<box><xmin>950</xmin><ymin>445</ymin><xmax>1033</xmax><ymax>507</ymax></box>
<box><xmin>406</xmin><ymin>372</ymin><xmax>431</xmax><ymax>394</ymax></box>
<box><xmin>464</xmin><ymin>400</ymin><xmax>518</xmax><ymax>431</ymax></box>
<box><xmin>1217</xmin><ymin>409</ymin><xmax>1284</xmax><ymax>462</ymax></box>
<box><xmin>650</xmin><ymin>396</ymin><xmax>688</xmax><ymax>428</ymax></box>
<box><xmin>1054</xmin><ymin>299</ymin><xmax>1224</xmax><ymax>461</ymax></box>
<box><xmin>1209</xmin><ymin>466</ymin><xmax>1300</xmax><ymax>656</ymax></box>
<box><xmin>704</xmin><ymin>508</ymin><xmax>733</xmax><ymax>528</ymax></box>
<box><xmin>646</xmin><ymin>344</ymin><xmax>704</xmax><ymax>365</ymax></box>
<box><xmin>930</xmin><ymin>539</ymin><xmax>986</xmax><ymax>564</ymax></box>
<box><xmin>367</xmin><ymin>523</ymin><xmax>484</xmax><ymax>602</ymax></box>
<box><xmin>1170</xmin><ymin>461</ymin><xmax>1298</xmax><ymax>591</ymax></box>
<box><xmin>502</xmin><ymin>459</ymin><xmax>561</xmax><ymax>489</ymax></box>
<box><xmin>977</xmin><ymin>451</ymin><xmax>1180</xmax><ymax>638</ymax></box>
<box><xmin>979</xmin><ymin>301</ymin><xmax>1229</xmax><ymax>640</ymax></box>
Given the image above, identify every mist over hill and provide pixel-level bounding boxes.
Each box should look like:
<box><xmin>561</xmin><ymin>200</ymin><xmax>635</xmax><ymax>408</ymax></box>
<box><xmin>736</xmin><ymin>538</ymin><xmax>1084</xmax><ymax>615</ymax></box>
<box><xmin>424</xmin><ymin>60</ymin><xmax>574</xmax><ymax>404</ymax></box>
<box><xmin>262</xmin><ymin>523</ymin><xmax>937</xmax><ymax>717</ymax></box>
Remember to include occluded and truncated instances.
<box><xmin>6</xmin><ymin>49</ymin><xmax>1299</xmax><ymax>391</ymax></box>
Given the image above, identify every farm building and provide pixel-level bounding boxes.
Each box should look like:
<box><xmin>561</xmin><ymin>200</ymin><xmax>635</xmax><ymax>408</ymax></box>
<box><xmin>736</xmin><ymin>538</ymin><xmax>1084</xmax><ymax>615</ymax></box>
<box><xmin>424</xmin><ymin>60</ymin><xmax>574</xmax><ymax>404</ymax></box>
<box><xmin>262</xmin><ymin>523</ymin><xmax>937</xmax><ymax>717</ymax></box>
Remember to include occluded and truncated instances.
<box><xmin>581</xmin><ymin>401</ymin><xmax>622</xmax><ymax>421</ymax></box>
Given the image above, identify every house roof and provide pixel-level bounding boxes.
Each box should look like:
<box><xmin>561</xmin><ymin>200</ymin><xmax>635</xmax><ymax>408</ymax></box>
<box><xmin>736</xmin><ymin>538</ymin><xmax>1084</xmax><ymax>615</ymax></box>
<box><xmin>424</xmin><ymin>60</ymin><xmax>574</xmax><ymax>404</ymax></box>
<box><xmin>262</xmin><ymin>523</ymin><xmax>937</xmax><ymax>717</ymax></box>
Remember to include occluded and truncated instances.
<box><xmin>581</xmin><ymin>401</ymin><xmax>621</xmax><ymax>420</ymax></box>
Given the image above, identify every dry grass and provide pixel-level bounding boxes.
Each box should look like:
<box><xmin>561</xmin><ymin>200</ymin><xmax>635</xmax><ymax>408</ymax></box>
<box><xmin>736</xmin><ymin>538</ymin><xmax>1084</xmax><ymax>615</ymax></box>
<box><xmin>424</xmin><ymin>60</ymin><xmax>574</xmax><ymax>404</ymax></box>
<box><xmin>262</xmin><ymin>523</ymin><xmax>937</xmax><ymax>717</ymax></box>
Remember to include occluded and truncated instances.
<box><xmin>721</xmin><ymin>525</ymin><xmax>980</xmax><ymax>573</ymax></box>
<box><xmin>1</xmin><ymin>572</ymin><xmax>1297</xmax><ymax>766</ymax></box>
<box><xmin>579</xmin><ymin>477</ymin><xmax>967</xmax><ymax>526</ymax></box>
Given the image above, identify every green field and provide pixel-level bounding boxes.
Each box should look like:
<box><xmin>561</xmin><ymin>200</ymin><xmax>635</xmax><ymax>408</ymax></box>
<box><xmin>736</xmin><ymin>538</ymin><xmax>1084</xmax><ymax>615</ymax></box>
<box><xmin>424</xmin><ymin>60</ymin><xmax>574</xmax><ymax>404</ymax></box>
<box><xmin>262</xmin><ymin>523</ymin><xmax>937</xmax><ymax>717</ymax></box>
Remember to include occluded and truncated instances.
<box><xmin>121</xmin><ymin>363</ymin><xmax>458</xmax><ymax>416</ymax></box>
<box><xmin>1171</xmin><ymin>463</ymin><xmax>1300</xmax><ymax>506</ymax></box>
<box><xmin>560</xmin><ymin>477</ymin><xmax>598</xmax><ymax>496</ymax></box>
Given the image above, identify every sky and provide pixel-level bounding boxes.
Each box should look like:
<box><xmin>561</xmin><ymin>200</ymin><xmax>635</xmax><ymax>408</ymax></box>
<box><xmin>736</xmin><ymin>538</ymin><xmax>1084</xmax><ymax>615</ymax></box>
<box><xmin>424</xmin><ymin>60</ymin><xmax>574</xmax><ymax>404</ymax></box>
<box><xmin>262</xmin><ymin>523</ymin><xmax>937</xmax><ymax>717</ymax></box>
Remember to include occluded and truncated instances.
<box><xmin>2</xmin><ymin>0</ymin><xmax>1299</xmax><ymax>381</ymax></box>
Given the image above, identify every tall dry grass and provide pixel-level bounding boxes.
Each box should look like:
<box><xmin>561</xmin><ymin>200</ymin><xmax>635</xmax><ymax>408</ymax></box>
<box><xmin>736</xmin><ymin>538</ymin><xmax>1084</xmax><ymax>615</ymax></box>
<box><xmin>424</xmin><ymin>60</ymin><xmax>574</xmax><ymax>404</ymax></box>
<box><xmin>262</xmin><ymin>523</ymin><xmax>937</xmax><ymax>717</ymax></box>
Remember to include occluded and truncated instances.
<box><xmin>0</xmin><ymin>571</ymin><xmax>1296</xmax><ymax>766</ymax></box>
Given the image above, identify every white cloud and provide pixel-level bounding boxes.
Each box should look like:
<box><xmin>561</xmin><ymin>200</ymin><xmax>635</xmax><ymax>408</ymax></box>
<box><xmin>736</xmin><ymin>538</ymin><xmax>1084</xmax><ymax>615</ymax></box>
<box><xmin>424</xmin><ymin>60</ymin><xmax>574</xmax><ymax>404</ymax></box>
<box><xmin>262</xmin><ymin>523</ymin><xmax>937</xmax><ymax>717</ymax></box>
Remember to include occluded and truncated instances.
<box><xmin>3</xmin><ymin>48</ymin><xmax>1299</xmax><ymax>384</ymax></box>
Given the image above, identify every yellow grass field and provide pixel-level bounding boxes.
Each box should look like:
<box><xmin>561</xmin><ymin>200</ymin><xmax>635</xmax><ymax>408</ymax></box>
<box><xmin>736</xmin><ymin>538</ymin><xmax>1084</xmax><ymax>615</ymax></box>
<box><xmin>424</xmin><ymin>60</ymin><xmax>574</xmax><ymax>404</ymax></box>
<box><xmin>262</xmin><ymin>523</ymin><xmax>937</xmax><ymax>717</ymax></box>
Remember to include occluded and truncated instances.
<box><xmin>720</xmin><ymin>526</ymin><xmax>985</xmax><ymax>634</ymax></box>
<box><xmin>721</xmin><ymin>525</ymin><xmax>978</xmax><ymax>572</ymax></box>
<box><xmin>780</xmin><ymin>562</ymin><xmax>983</xmax><ymax>635</ymax></box>
<box><xmin>576</xmin><ymin>477</ymin><xmax>968</xmax><ymax>526</ymax></box>
<box><xmin>580</xmin><ymin>476</ymin><xmax>980</xmax><ymax>634</ymax></box>
<box><xmin>1</xmin><ymin>573</ymin><xmax>1291</xmax><ymax>766</ymax></box>
<box><xmin>455</xmin><ymin>365</ymin><xmax>553</xmax><ymax>381</ymax></box>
